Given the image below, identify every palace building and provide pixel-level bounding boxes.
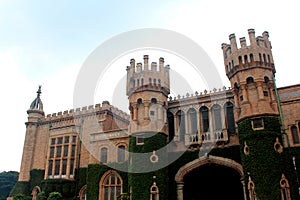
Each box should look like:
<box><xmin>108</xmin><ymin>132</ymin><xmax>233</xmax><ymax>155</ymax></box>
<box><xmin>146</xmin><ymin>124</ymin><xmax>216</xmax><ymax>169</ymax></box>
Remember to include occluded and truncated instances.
<box><xmin>9</xmin><ymin>29</ymin><xmax>300</xmax><ymax>200</ymax></box>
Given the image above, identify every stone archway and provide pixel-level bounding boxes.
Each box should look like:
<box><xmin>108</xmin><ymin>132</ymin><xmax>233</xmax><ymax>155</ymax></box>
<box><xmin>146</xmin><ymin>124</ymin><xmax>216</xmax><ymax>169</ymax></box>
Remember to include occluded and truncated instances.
<box><xmin>79</xmin><ymin>185</ymin><xmax>86</xmax><ymax>200</ymax></box>
<box><xmin>175</xmin><ymin>155</ymin><xmax>246</xmax><ymax>200</ymax></box>
<box><xmin>31</xmin><ymin>186</ymin><xmax>41</xmax><ymax>200</ymax></box>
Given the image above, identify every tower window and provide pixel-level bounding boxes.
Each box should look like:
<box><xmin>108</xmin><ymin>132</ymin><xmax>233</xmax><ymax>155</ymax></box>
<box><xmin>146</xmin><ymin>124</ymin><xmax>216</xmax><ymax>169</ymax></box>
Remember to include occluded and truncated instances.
<box><xmin>238</xmin><ymin>56</ymin><xmax>242</xmax><ymax>64</ymax></box>
<box><xmin>151</xmin><ymin>98</ymin><xmax>157</xmax><ymax>104</ymax></box>
<box><xmin>252</xmin><ymin>118</ymin><xmax>264</xmax><ymax>130</ymax></box>
<box><xmin>264</xmin><ymin>76</ymin><xmax>270</xmax><ymax>83</ymax></box>
<box><xmin>188</xmin><ymin>108</ymin><xmax>197</xmax><ymax>134</ymax></box>
<box><xmin>150</xmin><ymin>182</ymin><xmax>159</xmax><ymax>200</ymax></box>
<box><xmin>246</xmin><ymin>77</ymin><xmax>254</xmax><ymax>84</ymax></box>
<box><xmin>291</xmin><ymin>126</ymin><xmax>299</xmax><ymax>144</ymax></box>
<box><xmin>244</xmin><ymin>55</ymin><xmax>248</xmax><ymax>63</ymax></box>
<box><xmin>240</xmin><ymin>95</ymin><xmax>244</xmax><ymax>101</ymax></box>
<box><xmin>250</xmin><ymin>54</ymin><xmax>254</xmax><ymax>62</ymax></box>
<box><xmin>150</xmin><ymin>111</ymin><xmax>155</xmax><ymax>116</ymax></box>
<box><xmin>137</xmin><ymin>98</ymin><xmax>142</xmax><ymax>104</ymax></box>
<box><xmin>136</xmin><ymin>134</ymin><xmax>144</xmax><ymax>145</ymax></box>
<box><xmin>263</xmin><ymin>91</ymin><xmax>269</xmax><ymax>97</ymax></box>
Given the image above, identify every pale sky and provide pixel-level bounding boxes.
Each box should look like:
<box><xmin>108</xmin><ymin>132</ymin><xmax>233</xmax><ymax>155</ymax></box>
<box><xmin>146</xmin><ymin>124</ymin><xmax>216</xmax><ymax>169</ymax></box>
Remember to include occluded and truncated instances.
<box><xmin>0</xmin><ymin>0</ymin><xmax>299</xmax><ymax>172</ymax></box>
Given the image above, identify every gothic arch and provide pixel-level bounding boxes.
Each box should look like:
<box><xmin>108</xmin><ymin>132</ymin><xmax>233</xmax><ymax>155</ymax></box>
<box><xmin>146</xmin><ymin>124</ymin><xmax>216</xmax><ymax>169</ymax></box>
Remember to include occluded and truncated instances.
<box><xmin>79</xmin><ymin>185</ymin><xmax>86</xmax><ymax>200</ymax></box>
<box><xmin>175</xmin><ymin>155</ymin><xmax>246</xmax><ymax>200</ymax></box>
<box><xmin>31</xmin><ymin>186</ymin><xmax>41</xmax><ymax>200</ymax></box>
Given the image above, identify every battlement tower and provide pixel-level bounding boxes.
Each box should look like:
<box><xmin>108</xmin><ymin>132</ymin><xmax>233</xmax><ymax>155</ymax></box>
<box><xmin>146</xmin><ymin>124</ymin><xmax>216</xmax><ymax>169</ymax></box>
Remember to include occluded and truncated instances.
<box><xmin>222</xmin><ymin>29</ymin><xmax>278</xmax><ymax>122</ymax></box>
<box><xmin>126</xmin><ymin>55</ymin><xmax>170</xmax><ymax>135</ymax></box>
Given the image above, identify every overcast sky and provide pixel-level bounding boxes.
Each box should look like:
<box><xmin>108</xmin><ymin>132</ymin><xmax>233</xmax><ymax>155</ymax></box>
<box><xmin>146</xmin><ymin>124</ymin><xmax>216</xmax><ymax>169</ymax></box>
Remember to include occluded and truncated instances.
<box><xmin>0</xmin><ymin>0</ymin><xmax>299</xmax><ymax>172</ymax></box>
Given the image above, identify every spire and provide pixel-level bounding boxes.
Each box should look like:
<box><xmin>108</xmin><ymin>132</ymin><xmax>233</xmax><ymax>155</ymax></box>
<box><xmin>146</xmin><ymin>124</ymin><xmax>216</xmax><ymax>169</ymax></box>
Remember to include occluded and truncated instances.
<box><xmin>29</xmin><ymin>85</ymin><xmax>44</xmax><ymax>111</ymax></box>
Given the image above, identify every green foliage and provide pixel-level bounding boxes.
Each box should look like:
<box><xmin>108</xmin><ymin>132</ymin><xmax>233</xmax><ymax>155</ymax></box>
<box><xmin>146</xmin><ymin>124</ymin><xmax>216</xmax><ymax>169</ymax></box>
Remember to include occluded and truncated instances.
<box><xmin>29</xmin><ymin>169</ymin><xmax>44</xmax><ymax>191</ymax></box>
<box><xmin>0</xmin><ymin>171</ymin><xmax>18</xmax><ymax>200</ymax></box>
<box><xmin>238</xmin><ymin>117</ymin><xmax>299</xmax><ymax>200</ymax></box>
<box><xmin>9</xmin><ymin>181</ymin><xmax>30</xmax><ymax>197</ymax></box>
<box><xmin>36</xmin><ymin>191</ymin><xmax>47</xmax><ymax>200</ymax></box>
<box><xmin>47</xmin><ymin>192</ymin><xmax>62</xmax><ymax>200</ymax></box>
<box><xmin>128</xmin><ymin>133</ymin><xmax>168</xmax><ymax>200</ymax></box>
<box><xmin>42</xmin><ymin>179</ymin><xmax>75</xmax><ymax>198</ymax></box>
<box><xmin>13</xmin><ymin>194</ymin><xmax>31</xmax><ymax>200</ymax></box>
<box><xmin>86</xmin><ymin>164</ymin><xmax>128</xmax><ymax>199</ymax></box>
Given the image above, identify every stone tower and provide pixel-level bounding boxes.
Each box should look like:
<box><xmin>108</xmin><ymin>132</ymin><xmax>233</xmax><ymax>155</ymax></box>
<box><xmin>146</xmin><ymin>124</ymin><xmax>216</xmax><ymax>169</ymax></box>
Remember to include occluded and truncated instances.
<box><xmin>126</xmin><ymin>55</ymin><xmax>170</xmax><ymax>200</ymax></box>
<box><xmin>222</xmin><ymin>28</ymin><xmax>278</xmax><ymax>122</ymax></box>
<box><xmin>222</xmin><ymin>29</ymin><xmax>291</xmax><ymax>199</ymax></box>
<box><xmin>19</xmin><ymin>86</ymin><xmax>44</xmax><ymax>182</ymax></box>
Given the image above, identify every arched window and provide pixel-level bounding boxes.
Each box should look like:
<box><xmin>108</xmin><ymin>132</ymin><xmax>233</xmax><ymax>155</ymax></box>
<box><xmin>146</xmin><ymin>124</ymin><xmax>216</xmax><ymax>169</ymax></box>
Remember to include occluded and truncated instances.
<box><xmin>212</xmin><ymin>104</ymin><xmax>222</xmax><ymax>131</ymax></box>
<box><xmin>176</xmin><ymin>110</ymin><xmax>185</xmax><ymax>142</ymax></box>
<box><xmin>200</xmin><ymin>106</ymin><xmax>209</xmax><ymax>132</ymax></box>
<box><xmin>167</xmin><ymin>112</ymin><xmax>175</xmax><ymax>142</ymax></box>
<box><xmin>100</xmin><ymin>147</ymin><xmax>108</xmax><ymax>163</ymax></box>
<box><xmin>141</xmin><ymin>78</ymin><xmax>144</xmax><ymax>86</ymax></box>
<box><xmin>137</xmin><ymin>79</ymin><xmax>140</xmax><ymax>87</ymax></box>
<box><xmin>150</xmin><ymin>182</ymin><xmax>159</xmax><ymax>200</ymax></box>
<box><xmin>79</xmin><ymin>185</ymin><xmax>87</xmax><ymax>200</ymax></box>
<box><xmin>151</xmin><ymin>98</ymin><xmax>157</xmax><ymax>104</ymax></box>
<box><xmin>259</xmin><ymin>53</ymin><xmax>262</xmax><ymax>63</ymax></box>
<box><xmin>225</xmin><ymin>102</ymin><xmax>235</xmax><ymax>134</ymax></box>
<box><xmin>263</xmin><ymin>54</ymin><xmax>267</xmax><ymax>63</ymax></box>
<box><xmin>188</xmin><ymin>108</ymin><xmax>197</xmax><ymax>134</ymax></box>
<box><xmin>250</xmin><ymin>53</ymin><xmax>254</xmax><ymax>62</ymax></box>
<box><xmin>100</xmin><ymin>171</ymin><xmax>122</xmax><ymax>200</ymax></box>
<box><xmin>117</xmin><ymin>145</ymin><xmax>125</xmax><ymax>163</ymax></box>
<box><xmin>244</xmin><ymin>55</ymin><xmax>248</xmax><ymax>63</ymax></box>
<box><xmin>291</xmin><ymin>126</ymin><xmax>299</xmax><ymax>144</ymax></box>
<box><xmin>238</xmin><ymin>56</ymin><xmax>242</xmax><ymax>64</ymax></box>
<box><xmin>137</xmin><ymin>98</ymin><xmax>143</xmax><ymax>104</ymax></box>
<box><xmin>268</xmin><ymin>55</ymin><xmax>271</xmax><ymax>63</ymax></box>
<box><xmin>248</xmin><ymin>176</ymin><xmax>257</xmax><ymax>200</ymax></box>
<box><xmin>246</xmin><ymin>77</ymin><xmax>254</xmax><ymax>84</ymax></box>
<box><xmin>149</xmin><ymin>78</ymin><xmax>152</xmax><ymax>85</ymax></box>
<box><xmin>264</xmin><ymin>76</ymin><xmax>270</xmax><ymax>83</ymax></box>
<box><xmin>231</xmin><ymin>60</ymin><xmax>234</xmax><ymax>68</ymax></box>
<box><xmin>280</xmin><ymin>174</ymin><xmax>291</xmax><ymax>200</ymax></box>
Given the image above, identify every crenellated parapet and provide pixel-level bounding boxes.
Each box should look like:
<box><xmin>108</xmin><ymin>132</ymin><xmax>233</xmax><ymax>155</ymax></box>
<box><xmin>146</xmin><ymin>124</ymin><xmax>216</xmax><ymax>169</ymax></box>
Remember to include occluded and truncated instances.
<box><xmin>126</xmin><ymin>55</ymin><xmax>170</xmax><ymax>97</ymax></box>
<box><xmin>42</xmin><ymin>101</ymin><xmax>129</xmax><ymax>130</ymax></box>
<box><xmin>222</xmin><ymin>29</ymin><xmax>275</xmax><ymax>79</ymax></box>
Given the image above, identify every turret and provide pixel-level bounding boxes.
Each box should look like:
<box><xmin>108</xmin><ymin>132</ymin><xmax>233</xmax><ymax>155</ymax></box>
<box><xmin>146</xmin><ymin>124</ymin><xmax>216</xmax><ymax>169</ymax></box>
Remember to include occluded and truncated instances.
<box><xmin>126</xmin><ymin>55</ymin><xmax>170</xmax><ymax>135</ymax></box>
<box><xmin>19</xmin><ymin>86</ymin><xmax>44</xmax><ymax>182</ymax></box>
<box><xmin>222</xmin><ymin>29</ymin><xmax>278</xmax><ymax>122</ymax></box>
<box><xmin>222</xmin><ymin>30</ymin><xmax>293</xmax><ymax>199</ymax></box>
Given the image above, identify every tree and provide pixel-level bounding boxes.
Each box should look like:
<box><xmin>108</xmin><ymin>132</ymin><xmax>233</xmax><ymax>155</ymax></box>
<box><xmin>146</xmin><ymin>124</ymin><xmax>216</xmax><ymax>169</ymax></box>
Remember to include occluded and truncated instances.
<box><xmin>0</xmin><ymin>171</ymin><xmax>19</xmax><ymax>200</ymax></box>
<box><xmin>47</xmin><ymin>192</ymin><xmax>62</xmax><ymax>200</ymax></box>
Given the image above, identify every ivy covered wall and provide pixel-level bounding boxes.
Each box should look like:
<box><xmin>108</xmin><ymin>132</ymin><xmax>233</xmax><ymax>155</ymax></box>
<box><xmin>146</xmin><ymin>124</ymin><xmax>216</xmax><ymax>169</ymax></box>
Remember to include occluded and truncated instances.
<box><xmin>238</xmin><ymin>117</ymin><xmax>300</xmax><ymax>200</ymax></box>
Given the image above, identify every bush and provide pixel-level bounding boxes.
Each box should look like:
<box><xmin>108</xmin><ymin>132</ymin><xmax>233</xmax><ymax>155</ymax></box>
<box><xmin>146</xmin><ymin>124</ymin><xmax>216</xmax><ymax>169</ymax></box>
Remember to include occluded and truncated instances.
<box><xmin>117</xmin><ymin>193</ymin><xmax>130</xmax><ymax>200</ymax></box>
<box><xmin>13</xmin><ymin>194</ymin><xmax>31</xmax><ymax>200</ymax></box>
<box><xmin>36</xmin><ymin>191</ymin><xmax>47</xmax><ymax>200</ymax></box>
<box><xmin>47</xmin><ymin>192</ymin><xmax>62</xmax><ymax>200</ymax></box>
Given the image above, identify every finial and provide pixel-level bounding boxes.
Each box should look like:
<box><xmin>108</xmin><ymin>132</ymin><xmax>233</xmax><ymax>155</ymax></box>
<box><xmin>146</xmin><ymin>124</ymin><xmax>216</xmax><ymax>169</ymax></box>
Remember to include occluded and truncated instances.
<box><xmin>37</xmin><ymin>85</ymin><xmax>42</xmax><ymax>98</ymax></box>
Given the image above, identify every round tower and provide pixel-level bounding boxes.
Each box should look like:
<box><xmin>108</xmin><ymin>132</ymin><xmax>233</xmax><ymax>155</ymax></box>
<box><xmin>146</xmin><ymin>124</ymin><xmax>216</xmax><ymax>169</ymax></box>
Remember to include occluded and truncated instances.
<box><xmin>19</xmin><ymin>86</ymin><xmax>44</xmax><ymax>182</ymax></box>
<box><xmin>222</xmin><ymin>28</ymin><xmax>278</xmax><ymax>122</ymax></box>
<box><xmin>222</xmin><ymin>30</ymin><xmax>297</xmax><ymax>199</ymax></box>
<box><xmin>126</xmin><ymin>55</ymin><xmax>170</xmax><ymax>136</ymax></box>
<box><xmin>127</xmin><ymin>56</ymin><xmax>170</xmax><ymax>200</ymax></box>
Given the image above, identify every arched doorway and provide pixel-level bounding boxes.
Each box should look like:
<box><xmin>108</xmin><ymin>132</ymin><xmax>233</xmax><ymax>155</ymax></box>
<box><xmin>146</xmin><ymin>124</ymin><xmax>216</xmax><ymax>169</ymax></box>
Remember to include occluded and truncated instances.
<box><xmin>175</xmin><ymin>156</ymin><xmax>246</xmax><ymax>200</ymax></box>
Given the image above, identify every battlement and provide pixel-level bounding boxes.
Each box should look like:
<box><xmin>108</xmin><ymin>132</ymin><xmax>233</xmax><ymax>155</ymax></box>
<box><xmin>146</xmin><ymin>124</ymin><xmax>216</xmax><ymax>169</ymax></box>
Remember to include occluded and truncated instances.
<box><xmin>168</xmin><ymin>86</ymin><xmax>232</xmax><ymax>103</ymax></box>
<box><xmin>44</xmin><ymin>101</ymin><xmax>130</xmax><ymax>122</ymax></box>
<box><xmin>222</xmin><ymin>29</ymin><xmax>275</xmax><ymax>79</ymax></box>
<box><xmin>126</xmin><ymin>55</ymin><xmax>170</xmax><ymax>97</ymax></box>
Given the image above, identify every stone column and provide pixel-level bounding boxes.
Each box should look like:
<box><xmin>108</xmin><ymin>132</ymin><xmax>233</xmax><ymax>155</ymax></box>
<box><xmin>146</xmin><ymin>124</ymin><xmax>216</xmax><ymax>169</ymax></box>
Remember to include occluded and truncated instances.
<box><xmin>144</xmin><ymin>102</ymin><xmax>150</xmax><ymax>120</ymax></box>
<box><xmin>133</xmin><ymin>104</ymin><xmax>138</xmax><ymax>121</ymax></box>
<box><xmin>257</xmin><ymin>82</ymin><xmax>264</xmax><ymax>100</ymax></box>
<box><xmin>177</xmin><ymin>182</ymin><xmax>184</xmax><ymax>200</ymax></box>
<box><xmin>241</xmin><ymin>84</ymin><xmax>248</xmax><ymax>102</ymax></box>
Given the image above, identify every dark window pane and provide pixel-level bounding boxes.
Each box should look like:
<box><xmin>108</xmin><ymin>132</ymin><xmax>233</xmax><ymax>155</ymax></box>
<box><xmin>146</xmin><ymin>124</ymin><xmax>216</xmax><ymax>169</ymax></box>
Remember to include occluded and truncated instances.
<box><xmin>292</xmin><ymin>126</ymin><xmax>299</xmax><ymax>144</ymax></box>
<box><xmin>71</xmin><ymin>145</ymin><xmax>76</xmax><ymax>157</ymax></box>
<box><xmin>63</xmin><ymin>145</ymin><xmax>68</xmax><ymax>157</ymax></box>
<box><xmin>56</xmin><ymin>146</ymin><xmax>62</xmax><ymax>157</ymax></box>
<box><xmin>118</xmin><ymin>146</ymin><xmax>125</xmax><ymax>163</ymax></box>
<box><xmin>101</xmin><ymin>148</ymin><xmax>108</xmax><ymax>163</ymax></box>
<box><xmin>72</xmin><ymin>136</ymin><xmax>77</xmax><ymax>143</ymax></box>
<box><xmin>54</xmin><ymin>160</ymin><xmax>60</xmax><ymax>175</ymax></box>
<box><xmin>64</xmin><ymin>136</ymin><xmax>69</xmax><ymax>143</ymax></box>
<box><xmin>57</xmin><ymin>137</ymin><xmax>63</xmax><ymax>144</ymax></box>
<box><xmin>48</xmin><ymin>160</ymin><xmax>53</xmax><ymax>176</ymax></box>
<box><xmin>200</xmin><ymin>107</ymin><xmax>209</xmax><ymax>132</ymax></box>
<box><xmin>50</xmin><ymin>147</ymin><xmax>54</xmax><ymax>158</ymax></box>
<box><xmin>51</xmin><ymin>138</ymin><xmax>56</xmax><ymax>145</ymax></box>
<box><xmin>70</xmin><ymin>159</ymin><xmax>74</xmax><ymax>175</ymax></box>
<box><xmin>62</xmin><ymin>159</ymin><xmax>67</xmax><ymax>175</ymax></box>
